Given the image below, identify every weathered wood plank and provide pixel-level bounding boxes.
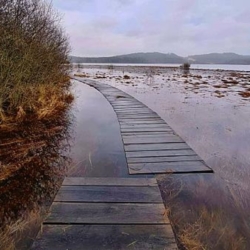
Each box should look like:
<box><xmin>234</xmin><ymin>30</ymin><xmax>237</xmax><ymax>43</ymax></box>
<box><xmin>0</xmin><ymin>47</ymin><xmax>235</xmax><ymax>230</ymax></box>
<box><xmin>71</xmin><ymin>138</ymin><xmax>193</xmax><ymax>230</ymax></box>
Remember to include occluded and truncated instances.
<box><xmin>55</xmin><ymin>186</ymin><xmax>162</xmax><ymax>203</ymax></box>
<box><xmin>121</xmin><ymin>128</ymin><xmax>174</xmax><ymax>136</ymax></box>
<box><xmin>45</xmin><ymin>203</ymin><xmax>168</xmax><ymax>224</ymax></box>
<box><xmin>114</xmin><ymin>106</ymin><xmax>146</xmax><ymax>109</ymax></box>
<box><xmin>128</xmin><ymin>161</ymin><xmax>212</xmax><ymax>174</ymax></box>
<box><xmin>62</xmin><ymin>177</ymin><xmax>157</xmax><ymax>186</ymax></box>
<box><xmin>113</xmin><ymin>104</ymin><xmax>144</xmax><ymax>107</ymax></box>
<box><xmin>120</xmin><ymin>120</ymin><xmax>165</xmax><ymax>124</ymax></box>
<box><xmin>117</xmin><ymin>114</ymin><xmax>158</xmax><ymax>119</ymax></box>
<box><xmin>119</xmin><ymin>118</ymin><xmax>165</xmax><ymax>122</ymax></box>
<box><xmin>111</xmin><ymin>101</ymin><xmax>142</xmax><ymax>105</ymax></box>
<box><xmin>126</xmin><ymin>149</ymin><xmax>196</xmax><ymax>158</ymax></box>
<box><xmin>120</xmin><ymin>123</ymin><xmax>170</xmax><ymax>128</ymax></box>
<box><xmin>32</xmin><ymin>225</ymin><xmax>177</xmax><ymax>250</ymax></box>
<box><xmin>114</xmin><ymin>108</ymin><xmax>151</xmax><ymax>112</ymax></box>
<box><xmin>123</xmin><ymin>135</ymin><xmax>184</xmax><ymax>144</ymax></box>
<box><xmin>117</xmin><ymin>112</ymin><xmax>156</xmax><ymax>116</ymax></box>
<box><xmin>127</xmin><ymin>155</ymin><xmax>201</xmax><ymax>163</ymax></box>
<box><xmin>125</xmin><ymin>143</ymin><xmax>190</xmax><ymax>151</ymax></box>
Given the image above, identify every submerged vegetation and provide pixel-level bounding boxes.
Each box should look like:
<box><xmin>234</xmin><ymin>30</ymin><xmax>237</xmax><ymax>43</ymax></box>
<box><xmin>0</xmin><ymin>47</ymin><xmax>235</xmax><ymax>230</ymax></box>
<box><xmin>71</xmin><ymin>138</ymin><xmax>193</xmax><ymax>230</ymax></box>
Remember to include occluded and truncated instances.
<box><xmin>158</xmin><ymin>175</ymin><xmax>249</xmax><ymax>250</ymax></box>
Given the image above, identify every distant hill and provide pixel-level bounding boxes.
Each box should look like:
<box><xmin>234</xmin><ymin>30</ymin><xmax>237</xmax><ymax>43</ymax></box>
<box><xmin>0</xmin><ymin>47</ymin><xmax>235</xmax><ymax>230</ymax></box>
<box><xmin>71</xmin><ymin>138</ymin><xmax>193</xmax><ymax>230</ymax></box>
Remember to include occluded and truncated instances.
<box><xmin>187</xmin><ymin>53</ymin><xmax>250</xmax><ymax>65</ymax></box>
<box><xmin>69</xmin><ymin>52</ymin><xmax>250</xmax><ymax>65</ymax></box>
<box><xmin>69</xmin><ymin>52</ymin><xmax>184</xmax><ymax>64</ymax></box>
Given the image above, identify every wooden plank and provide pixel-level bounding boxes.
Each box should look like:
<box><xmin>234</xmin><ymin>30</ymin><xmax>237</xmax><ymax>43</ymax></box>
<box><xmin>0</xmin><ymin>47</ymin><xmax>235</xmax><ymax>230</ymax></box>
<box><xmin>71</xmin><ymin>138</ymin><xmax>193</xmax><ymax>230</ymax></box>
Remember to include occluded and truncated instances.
<box><xmin>128</xmin><ymin>161</ymin><xmax>212</xmax><ymax>174</ymax></box>
<box><xmin>122</xmin><ymin>134</ymin><xmax>180</xmax><ymax>138</ymax></box>
<box><xmin>120</xmin><ymin>120</ymin><xmax>165</xmax><ymax>124</ymax></box>
<box><xmin>111</xmin><ymin>101</ymin><xmax>142</xmax><ymax>105</ymax></box>
<box><xmin>62</xmin><ymin>177</ymin><xmax>157</xmax><ymax>186</ymax></box>
<box><xmin>32</xmin><ymin>225</ymin><xmax>177</xmax><ymax>250</ymax></box>
<box><xmin>122</xmin><ymin>132</ymin><xmax>170</xmax><ymax>136</ymax></box>
<box><xmin>45</xmin><ymin>203</ymin><xmax>168</xmax><ymax>224</ymax></box>
<box><xmin>125</xmin><ymin>143</ymin><xmax>190</xmax><ymax>151</ymax></box>
<box><xmin>54</xmin><ymin>186</ymin><xmax>162</xmax><ymax>203</ymax></box>
<box><xmin>127</xmin><ymin>155</ymin><xmax>201</xmax><ymax>163</ymax></box>
<box><xmin>116</xmin><ymin>110</ymin><xmax>152</xmax><ymax>113</ymax></box>
<box><xmin>123</xmin><ymin>136</ymin><xmax>184</xmax><ymax>144</ymax></box>
<box><xmin>110</xmin><ymin>98</ymin><xmax>134</xmax><ymax>101</ymax></box>
<box><xmin>116</xmin><ymin>109</ymin><xmax>154</xmax><ymax>113</ymax></box>
<box><xmin>117</xmin><ymin>112</ymin><xmax>155</xmax><ymax>115</ymax></box>
<box><xmin>119</xmin><ymin>117</ymin><xmax>165</xmax><ymax>121</ymax></box>
<box><xmin>113</xmin><ymin>104</ymin><xmax>144</xmax><ymax>107</ymax></box>
<box><xmin>117</xmin><ymin>114</ymin><xmax>158</xmax><ymax>118</ymax></box>
<box><xmin>114</xmin><ymin>108</ymin><xmax>151</xmax><ymax>112</ymax></box>
<box><xmin>114</xmin><ymin>106</ymin><xmax>146</xmax><ymax>109</ymax></box>
<box><xmin>121</xmin><ymin>131</ymin><xmax>173</xmax><ymax>135</ymax></box>
<box><xmin>117</xmin><ymin>111</ymin><xmax>155</xmax><ymax>114</ymax></box>
<box><xmin>121</xmin><ymin>124</ymin><xmax>170</xmax><ymax>129</ymax></box>
<box><xmin>126</xmin><ymin>149</ymin><xmax>196</xmax><ymax>157</ymax></box>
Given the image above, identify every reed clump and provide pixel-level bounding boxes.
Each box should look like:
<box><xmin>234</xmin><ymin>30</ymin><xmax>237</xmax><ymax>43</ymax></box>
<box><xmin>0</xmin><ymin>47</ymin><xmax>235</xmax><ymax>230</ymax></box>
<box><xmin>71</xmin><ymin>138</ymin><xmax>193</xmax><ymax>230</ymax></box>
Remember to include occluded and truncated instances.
<box><xmin>158</xmin><ymin>175</ymin><xmax>249</xmax><ymax>250</ymax></box>
<box><xmin>0</xmin><ymin>0</ymin><xmax>72</xmax><ymax>124</ymax></box>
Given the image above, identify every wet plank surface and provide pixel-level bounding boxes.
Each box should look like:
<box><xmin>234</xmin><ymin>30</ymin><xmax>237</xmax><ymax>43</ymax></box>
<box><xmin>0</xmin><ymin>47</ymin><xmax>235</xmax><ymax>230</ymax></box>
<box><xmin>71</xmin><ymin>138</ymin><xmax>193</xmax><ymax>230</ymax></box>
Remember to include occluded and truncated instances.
<box><xmin>63</xmin><ymin>177</ymin><xmax>158</xmax><ymax>186</ymax></box>
<box><xmin>78</xmin><ymin>78</ymin><xmax>212</xmax><ymax>175</ymax></box>
<box><xmin>32</xmin><ymin>225</ymin><xmax>177</xmax><ymax>250</ymax></box>
<box><xmin>45</xmin><ymin>202</ymin><xmax>167</xmax><ymax>224</ymax></box>
<box><xmin>32</xmin><ymin>177</ymin><xmax>178</xmax><ymax>249</ymax></box>
<box><xmin>54</xmin><ymin>185</ymin><xmax>163</xmax><ymax>203</ymax></box>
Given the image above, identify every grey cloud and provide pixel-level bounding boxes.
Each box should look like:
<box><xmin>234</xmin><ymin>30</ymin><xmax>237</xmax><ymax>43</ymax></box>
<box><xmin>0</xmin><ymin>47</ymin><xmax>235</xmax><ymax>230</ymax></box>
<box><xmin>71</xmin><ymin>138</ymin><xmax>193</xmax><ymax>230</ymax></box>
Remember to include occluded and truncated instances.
<box><xmin>54</xmin><ymin>0</ymin><xmax>250</xmax><ymax>57</ymax></box>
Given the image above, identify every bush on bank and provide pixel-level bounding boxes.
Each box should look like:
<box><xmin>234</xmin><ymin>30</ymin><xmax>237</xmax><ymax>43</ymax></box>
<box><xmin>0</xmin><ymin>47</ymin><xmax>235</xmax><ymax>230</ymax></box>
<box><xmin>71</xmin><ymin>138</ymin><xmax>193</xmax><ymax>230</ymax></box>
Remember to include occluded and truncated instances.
<box><xmin>0</xmin><ymin>0</ymin><xmax>72</xmax><ymax>124</ymax></box>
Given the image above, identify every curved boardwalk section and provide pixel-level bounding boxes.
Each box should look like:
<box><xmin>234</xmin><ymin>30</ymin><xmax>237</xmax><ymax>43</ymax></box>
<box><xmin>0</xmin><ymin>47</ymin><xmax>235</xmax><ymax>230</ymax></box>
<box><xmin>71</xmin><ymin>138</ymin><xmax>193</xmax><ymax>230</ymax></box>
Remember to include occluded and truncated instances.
<box><xmin>76</xmin><ymin>78</ymin><xmax>212</xmax><ymax>175</ymax></box>
<box><xmin>32</xmin><ymin>78</ymin><xmax>212</xmax><ymax>249</ymax></box>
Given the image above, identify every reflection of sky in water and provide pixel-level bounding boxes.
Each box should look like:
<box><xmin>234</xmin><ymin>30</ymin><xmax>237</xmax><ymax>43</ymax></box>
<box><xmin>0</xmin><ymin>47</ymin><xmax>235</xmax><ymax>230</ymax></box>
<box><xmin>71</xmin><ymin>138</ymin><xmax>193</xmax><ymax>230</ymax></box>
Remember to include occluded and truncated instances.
<box><xmin>68</xmin><ymin>80</ymin><xmax>128</xmax><ymax>177</ymax></box>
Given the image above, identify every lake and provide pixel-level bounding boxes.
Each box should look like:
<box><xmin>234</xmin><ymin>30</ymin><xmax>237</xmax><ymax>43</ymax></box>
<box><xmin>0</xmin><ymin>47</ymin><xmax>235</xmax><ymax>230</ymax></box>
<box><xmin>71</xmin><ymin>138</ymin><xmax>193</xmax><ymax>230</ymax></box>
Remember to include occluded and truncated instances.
<box><xmin>72</xmin><ymin>63</ymin><xmax>250</xmax><ymax>72</ymax></box>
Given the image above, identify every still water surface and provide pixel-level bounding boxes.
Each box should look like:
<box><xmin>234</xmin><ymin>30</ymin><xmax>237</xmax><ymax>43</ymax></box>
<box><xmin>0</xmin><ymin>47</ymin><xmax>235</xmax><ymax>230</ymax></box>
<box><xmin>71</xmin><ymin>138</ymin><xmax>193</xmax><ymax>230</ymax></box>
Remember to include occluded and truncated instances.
<box><xmin>75</xmin><ymin>63</ymin><xmax>250</xmax><ymax>71</ymax></box>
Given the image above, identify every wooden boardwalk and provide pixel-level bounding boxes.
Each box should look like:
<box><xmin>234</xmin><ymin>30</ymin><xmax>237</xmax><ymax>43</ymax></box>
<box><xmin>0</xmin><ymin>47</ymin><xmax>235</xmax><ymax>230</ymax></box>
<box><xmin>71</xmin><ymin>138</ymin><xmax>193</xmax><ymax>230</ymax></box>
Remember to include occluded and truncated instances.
<box><xmin>32</xmin><ymin>78</ymin><xmax>212</xmax><ymax>249</ymax></box>
<box><xmin>76</xmin><ymin>79</ymin><xmax>212</xmax><ymax>175</ymax></box>
<box><xmin>32</xmin><ymin>177</ymin><xmax>177</xmax><ymax>249</ymax></box>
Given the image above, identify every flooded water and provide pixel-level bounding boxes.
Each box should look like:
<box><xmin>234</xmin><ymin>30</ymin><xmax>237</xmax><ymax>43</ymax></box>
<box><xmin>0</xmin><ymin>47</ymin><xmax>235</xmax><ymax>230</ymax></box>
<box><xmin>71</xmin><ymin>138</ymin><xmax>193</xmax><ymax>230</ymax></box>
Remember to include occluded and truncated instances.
<box><xmin>74</xmin><ymin>63</ymin><xmax>250</xmax><ymax>72</ymax></box>
<box><xmin>72</xmin><ymin>65</ymin><xmax>250</xmax><ymax>248</ymax></box>
<box><xmin>68</xmin><ymin>80</ymin><xmax>128</xmax><ymax>177</ymax></box>
<box><xmin>1</xmin><ymin>67</ymin><xmax>249</xmax><ymax>249</ymax></box>
<box><xmin>73</xmin><ymin>66</ymin><xmax>250</xmax><ymax>193</ymax></box>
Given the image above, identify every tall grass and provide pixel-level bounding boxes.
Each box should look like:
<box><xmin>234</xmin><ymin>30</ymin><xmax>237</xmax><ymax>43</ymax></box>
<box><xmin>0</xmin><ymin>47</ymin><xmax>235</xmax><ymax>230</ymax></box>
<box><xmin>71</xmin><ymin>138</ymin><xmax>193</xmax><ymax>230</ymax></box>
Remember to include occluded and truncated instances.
<box><xmin>0</xmin><ymin>0</ymin><xmax>71</xmax><ymax>123</ymax></box>
<box><xmin>158</xmin><ymin>174</ymin><xmax>249</xmax><ymax>250</ymax></box>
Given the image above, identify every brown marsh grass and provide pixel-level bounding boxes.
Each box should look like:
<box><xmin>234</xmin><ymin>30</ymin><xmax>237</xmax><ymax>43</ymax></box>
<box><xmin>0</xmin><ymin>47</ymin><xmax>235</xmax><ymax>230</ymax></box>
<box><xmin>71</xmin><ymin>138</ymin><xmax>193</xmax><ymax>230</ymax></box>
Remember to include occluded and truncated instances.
<box><xmin>0</xmin><ymin>208</ymin><xmax>43</xmax><ymax>250</ymax></box>
<box><xmin>0</xmin><ymin>0</ymin><xmax>71</xmax><ymax>124</ymax></box>
<box><xmin>157</xmin><ymin>174</ymin><xmax>250</xmax><ymax>250</ymax></box>
<box><xmin>0</xmin><ymin>0</ymin><xmax>73</xmax><ymax>238</ymax></box>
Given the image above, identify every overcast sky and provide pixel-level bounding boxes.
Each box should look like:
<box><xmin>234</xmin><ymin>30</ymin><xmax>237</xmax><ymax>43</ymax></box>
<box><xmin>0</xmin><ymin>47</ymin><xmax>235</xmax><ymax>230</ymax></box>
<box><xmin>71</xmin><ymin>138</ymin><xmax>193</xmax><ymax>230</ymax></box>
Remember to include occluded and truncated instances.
<box><xmin>53</xmin><ymin>0</ymin><xmax>250</xmax><ymax>57</ymax></box>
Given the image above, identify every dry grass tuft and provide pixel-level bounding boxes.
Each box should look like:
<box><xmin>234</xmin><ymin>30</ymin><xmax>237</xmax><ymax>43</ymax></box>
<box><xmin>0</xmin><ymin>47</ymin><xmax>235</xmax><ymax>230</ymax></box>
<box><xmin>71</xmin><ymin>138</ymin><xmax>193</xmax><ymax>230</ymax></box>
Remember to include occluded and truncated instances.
<box><xmin>0</xmin><ymin>208</ymin><xmax>43</xmax><ymax>250</ymax></box>
<box><xmin>158</xmin><ymin>175</ymin><xmax>249</xmax><ymax>250</ymax></box>
<box><xmin>178</xmin><ymin>207</ymin><xmax>246</xmax><ymax>250</ymax></box>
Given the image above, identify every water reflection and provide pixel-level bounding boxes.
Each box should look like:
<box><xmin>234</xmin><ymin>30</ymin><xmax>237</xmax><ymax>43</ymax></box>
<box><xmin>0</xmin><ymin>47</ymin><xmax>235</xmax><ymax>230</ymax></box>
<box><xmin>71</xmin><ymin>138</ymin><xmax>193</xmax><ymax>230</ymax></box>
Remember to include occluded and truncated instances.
<box><xmin>0</xmin><ymin>78</ymin><xmax>149</xmax><ymax>249</ymax></box>
<box><xmin>0</xmin><ymin>107</ymin><xmax>72</xmax><ymax>249</ymax></box>
<box><xmin>68</xmin><ymin>80</ymin><xmax>128</xmax><ymax>177</ymax></box>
